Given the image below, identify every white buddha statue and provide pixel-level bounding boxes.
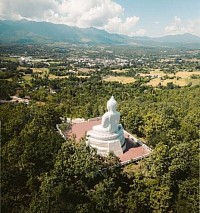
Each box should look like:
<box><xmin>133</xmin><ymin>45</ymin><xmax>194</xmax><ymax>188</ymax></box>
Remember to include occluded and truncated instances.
<box><xmin>93</xmin><ymin>96</ymin><xmax>121</xmax><ymax>133</ymax></box>
<box><xmin>87</xmin><ymin>96</ymin><xmax>126</xmax><ymax>156</ymax></box>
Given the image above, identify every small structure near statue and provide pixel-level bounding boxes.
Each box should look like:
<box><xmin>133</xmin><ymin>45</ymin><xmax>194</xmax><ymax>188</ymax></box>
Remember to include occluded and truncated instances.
<box><xmin>86</xmin><ymin>96</ymin><xmax>126</xmax><ymax>156</ymax></box>
<box><xmin>60</xmin><ymin>96</ymin><xmax>151</xmax><ymax>164</ymax></box>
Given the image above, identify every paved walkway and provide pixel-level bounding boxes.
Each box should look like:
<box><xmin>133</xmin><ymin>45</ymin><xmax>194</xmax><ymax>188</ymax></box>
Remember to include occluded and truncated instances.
<box><xmin>64</xmin><ymin>118</ymin><xmax>151</xmax><ymax>164</ymax></box>
<box><xmin>66</xmin><ymin>118</ymin><xmax>102</xmax><ymax>141</ymax></box>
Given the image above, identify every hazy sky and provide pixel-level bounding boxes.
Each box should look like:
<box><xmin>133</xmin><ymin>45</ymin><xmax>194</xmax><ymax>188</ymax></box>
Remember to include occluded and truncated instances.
<box><xmin>0</xmin><ymin>0</ymin><xmax>200</xmax><ymax>37</ymax></box>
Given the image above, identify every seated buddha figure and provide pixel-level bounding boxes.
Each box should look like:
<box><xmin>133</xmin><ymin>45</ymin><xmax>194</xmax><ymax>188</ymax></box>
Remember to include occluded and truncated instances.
<box><xmin>93</xmin><ymin>96</ymin><xmax>120</xmax><ymax>133</ymax></box>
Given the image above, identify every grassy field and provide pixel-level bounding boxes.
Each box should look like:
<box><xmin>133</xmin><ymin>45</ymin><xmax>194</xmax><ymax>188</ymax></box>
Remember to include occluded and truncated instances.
<box><xmin>149</xmin><ymin>70</ymin><xmax>200</xmax><ymax>78</ymax></box>
<box><xmin>3</xmin><ymin>78</ymin><xmax>13</xmax><ymax>81</ymax></box>
<box><xmin>9</xmin><ymin>66</ymin><xmax>200</xmax><ymax>87</ymax></box>
<box><xmin>17</xmin><ymin>66</ymin><xmax>27</xmax><ymax>71</ymax></box>
<box><xmin>104</xmin><ymin>70</ymin><xmax>200</xmax><ymax>86</ymax></box>
<box><xmin>17</xmin><ymin>67</ymin><xmax>48</xmax><ymax>74</ymax></box>
<box><xmin>112</xmin><ymin>69</ymin><xmax>128</xmax><ymax>73</ymax></box>
<box><xmin>48</xmin><ymin>74</ymin><xmax>68</xmax><ymax>79</ymax></box>
<box><xmin>146</xmin><ymin>70</ymin><xmax>200</xmax><ymax>87</ymax></box>
<box><xmin>18</xmin><ymin>66</ymin><xmax>69</xmax><ymax>81</ymax></box>
<box><xmin>150</xmin><ymin>69</ymin><xmax>174</xmax><ymax>77</ymax></box>
<box><xmin>147</xmin><ymin>78</ymin><xmax>200</xmax><ymax>87</ymax></box>
<box><xmin>104</xmin><ymin>76</ymin><xmax>136</xmax><ymax>84</ymax></box>
<box><xmin>77</xmin><ymin>75</ymin><xmax>90</xmax><ymax>78</ymax></box>
<box><xmin>185</xmin><ymin>79</ymin><xmax>200</xmax><ymax>86</ymax></box>
<box><xmin>22</xmin><ymin>75</ymin><xmax>32</xmax><ymax>82</ymax></box>
<box><xmin>78</xmin><ymin>68</ymin><xmax>95</xmax><ymax>73</ymax></box>
<box><xmin>1</xmin><ymin>57</ymin><xmax>18</xmax><ymax>62</ymax></box>
<box><xmin>175</xmin><ymin>71</ymin><xmax>200</xmax><ymax>78</ymax></box>
<box><xmin>31</xmin><ymin>68</ymin><xmax>49</xmax><ymax>74</ymax></box>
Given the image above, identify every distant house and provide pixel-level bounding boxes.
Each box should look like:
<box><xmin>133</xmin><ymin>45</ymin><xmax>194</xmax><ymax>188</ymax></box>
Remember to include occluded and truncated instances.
<box><xmin>19</xmin><ymin>56</ymin><xmax>32</xmax><ymax>65</ymax></box>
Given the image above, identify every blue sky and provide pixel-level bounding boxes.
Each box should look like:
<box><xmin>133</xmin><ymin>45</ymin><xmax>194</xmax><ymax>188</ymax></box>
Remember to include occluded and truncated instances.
<box><xmin>116</xmin><ymin>0</ymin><xmax>200</xmax><ymax>20</ymax></box>
<box><xmin>115</xmin><ymin>0</ymin><xmax>200</xmax><ymax>36</ymax></box>
<box><xmin>0</xmin><ymin>0</ymin><xmax>200</xmax><ymax>37</ymax></box>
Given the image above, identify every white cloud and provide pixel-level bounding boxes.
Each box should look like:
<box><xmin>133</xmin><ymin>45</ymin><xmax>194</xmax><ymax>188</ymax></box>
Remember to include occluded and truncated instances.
<box><xmin>187</xmin><ymin>18</ymin><xmax>200</xmax><ymax>36</ymax></box>
<box><xmin>0</xmin><ymin>0</ymin><xmax>123</xmax><ymax>28</ymax></box>
<box><xmin>165</xmin><ymin>16</ymin><xmax>200</xmax><ymax>36</ymax></box>
<box><xmin>0</xmin><ymin>0</ymin><xmax>58</xmax><ymax>20</ymax></box>
<box><xmin>104</xmin><ymin>16</ymin><xmax>140</xmax><ymax>36</ymax></box>
<box><xmin>0</xmin><ymin>0</ymin><xmax>143</xmax><ymax>36</ymax></box>
<box><xmin>55</xmin><ymin>0</ymin><xmax>124</xmax><ymax>28</ymax></box>
<box><xmin>134</xmin><ymin>29</ymin><xmax>146</xmax><ymax>36</ymax></box>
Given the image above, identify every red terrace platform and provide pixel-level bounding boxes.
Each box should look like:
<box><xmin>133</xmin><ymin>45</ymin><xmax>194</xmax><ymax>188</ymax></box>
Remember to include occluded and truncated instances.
<box><xmin>64</xmin><ymin>118</ymin><xmax>151</xmax><ymax>164</ymax></box>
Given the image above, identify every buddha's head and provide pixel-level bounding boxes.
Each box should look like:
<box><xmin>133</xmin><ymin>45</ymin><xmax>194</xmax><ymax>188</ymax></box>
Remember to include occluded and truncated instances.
<box><xmin>107</xmin><ymin>96</ymin><xmax>117</xmax><ymax>112</ymax></box>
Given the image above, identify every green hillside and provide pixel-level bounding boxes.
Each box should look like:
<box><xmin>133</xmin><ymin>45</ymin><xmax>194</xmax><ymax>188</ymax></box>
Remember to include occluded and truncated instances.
<box><xmin>1</xmin><ymin>20</ymin><xmax>200</xmax><ymax>47</ymax></box>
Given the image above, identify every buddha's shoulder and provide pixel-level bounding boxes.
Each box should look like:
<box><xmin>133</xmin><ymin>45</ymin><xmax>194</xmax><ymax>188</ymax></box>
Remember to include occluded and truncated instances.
<box><xmin>102</xmin><ymin>112</ymin><xmax>110</xmax><ymax>117</ymax></box>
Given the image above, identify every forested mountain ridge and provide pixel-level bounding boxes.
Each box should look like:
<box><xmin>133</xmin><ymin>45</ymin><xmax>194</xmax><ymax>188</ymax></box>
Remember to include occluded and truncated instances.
<box><xmin>1</xmin><ymin>19</ymin><xmax>200</xmax><ymax>47</ymax></box>
<box><xmin>0</xmin><ymin>20</ymin><xmax>127</xmax><ymax>44</ymax></box>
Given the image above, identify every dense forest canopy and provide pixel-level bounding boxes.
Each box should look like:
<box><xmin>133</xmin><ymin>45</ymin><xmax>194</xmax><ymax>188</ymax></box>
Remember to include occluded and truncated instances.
<box><xmin>0</xmin><ymin>44</ymin><xmax>199</xmax><ymax>212</ymax></box>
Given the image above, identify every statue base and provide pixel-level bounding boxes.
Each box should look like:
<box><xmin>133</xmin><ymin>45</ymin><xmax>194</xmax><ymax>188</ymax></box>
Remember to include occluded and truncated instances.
<box><xmin>86</xmin><ymin>124</ymin><xmax>126</xmax><ymax>156</ymax></box>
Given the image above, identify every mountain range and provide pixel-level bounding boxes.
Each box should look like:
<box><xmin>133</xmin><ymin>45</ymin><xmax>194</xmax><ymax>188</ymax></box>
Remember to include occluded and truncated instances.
<box><xmin>1</xmin><ymin>20</ymin><xmax>200</xmax><ymax>47</ymax></box>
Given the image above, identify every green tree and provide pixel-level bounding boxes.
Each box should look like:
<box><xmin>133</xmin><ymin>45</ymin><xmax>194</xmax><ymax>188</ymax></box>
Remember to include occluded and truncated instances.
<box><xmin>28</xmin><ymin>141</ymin><xmax>126</xmax><ymax>213</ymax></box>
<box><xmin>1</xmin><ymin>104</ymin><xmax>64</xmax><ymax>212</ymax></box>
